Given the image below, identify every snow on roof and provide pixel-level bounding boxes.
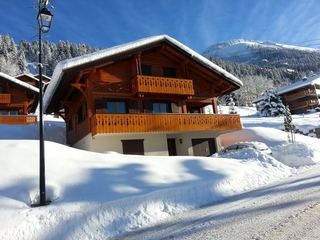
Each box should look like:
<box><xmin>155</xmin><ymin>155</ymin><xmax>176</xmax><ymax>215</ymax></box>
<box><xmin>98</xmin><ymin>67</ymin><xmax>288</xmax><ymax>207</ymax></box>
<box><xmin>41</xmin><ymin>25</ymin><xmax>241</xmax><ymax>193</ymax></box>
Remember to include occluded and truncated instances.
<box><xmin>44</xmin><ymin>35</ymin><xmax>243</xmax><ymax>112</ymax></box>
<box><xmin>0</xmin><ymin>72</ymin><xmax>39</xmax><ymax>93</ymax></box>
<box><xmin>15</xmin><ymin>73</ymin><xmax>40</xmax><ymax>82</ymax></box>
<box><xmin>253</xmin><ymin>73</ymin><xmax>320</xmax><ymax>103</ymax></box>
<box><xmin>15</xmin><ymin>73</ymin><xmax>51</xmax><ymax>84</ymax></box>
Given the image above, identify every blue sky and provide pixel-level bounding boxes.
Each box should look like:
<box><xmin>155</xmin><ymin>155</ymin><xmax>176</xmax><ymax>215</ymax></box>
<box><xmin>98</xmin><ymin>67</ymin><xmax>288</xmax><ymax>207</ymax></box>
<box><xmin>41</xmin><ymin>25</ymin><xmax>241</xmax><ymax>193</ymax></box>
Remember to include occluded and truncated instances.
<box><xmin>1</xmin><ymin>0</ymin><xmax>320</xmax><ymax>51</ymax></box>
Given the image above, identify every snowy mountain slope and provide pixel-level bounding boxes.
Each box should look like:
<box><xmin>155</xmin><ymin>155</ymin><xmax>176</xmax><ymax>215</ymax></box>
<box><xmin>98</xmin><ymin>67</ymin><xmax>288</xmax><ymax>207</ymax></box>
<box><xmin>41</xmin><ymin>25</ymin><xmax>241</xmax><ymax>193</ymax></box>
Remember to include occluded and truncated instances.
<box><xmin>203</xmin><ymin>39</ymin><xmax>319</xmax><ymax>62</ymax></box>
<box><xmin>203</xmin><ymin>39</ymin><xmax>320</xmax><ymax>71</ymax></box>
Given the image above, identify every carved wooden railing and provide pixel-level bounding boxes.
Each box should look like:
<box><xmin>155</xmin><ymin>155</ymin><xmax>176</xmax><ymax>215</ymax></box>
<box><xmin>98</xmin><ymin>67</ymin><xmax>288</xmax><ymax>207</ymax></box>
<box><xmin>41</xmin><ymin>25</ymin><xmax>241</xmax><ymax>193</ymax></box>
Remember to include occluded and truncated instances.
<box><xmin>132</xmin><ymin>75</ymin><xmax>194</xmax><ymax>95</ymax></box>
<box><xmin>284</xmin><ymin>89</ymin><xmax>316</xmax><ymax>102</ymax></box>
<box><xmin>92</xmin><ymin>113</ymin><xmax>242</xmax><ymax>135</ymax></box>
<box><xmin>0</xmin><ymin>94</ymin><xmax>11</xmax><ymax>104</ymax></box>
<box><xmin>0</xmin><ymin>115</ymin><xmax>37</xmax><ymax>125</ymax></box>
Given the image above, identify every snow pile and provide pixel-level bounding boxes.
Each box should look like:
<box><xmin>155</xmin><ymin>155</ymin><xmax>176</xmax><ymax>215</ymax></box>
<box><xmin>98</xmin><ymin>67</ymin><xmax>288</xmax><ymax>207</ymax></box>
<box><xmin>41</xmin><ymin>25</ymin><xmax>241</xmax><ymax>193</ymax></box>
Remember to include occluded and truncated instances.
<box><xmin>0</xmin><ymin>134</ymin><xmax>311</xmax><ymax>239</ymax></box>
<box><xmin>272</xmin><ymin>143</ymin><xmax>320</xmax><ymax>167</ymax></box>
<box><xmin>0</xmin><ymin>115</ymin><xmax>65</xmax><ymax>144</ymax></box>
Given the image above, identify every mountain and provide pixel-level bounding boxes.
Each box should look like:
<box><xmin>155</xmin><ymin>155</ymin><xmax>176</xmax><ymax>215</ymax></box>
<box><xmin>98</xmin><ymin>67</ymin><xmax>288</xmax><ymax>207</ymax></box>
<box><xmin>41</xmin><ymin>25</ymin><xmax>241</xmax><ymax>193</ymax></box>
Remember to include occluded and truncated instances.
<box><xmin>203</xmin><ymin>39</ymin><xmax>320</xmax><ymax>66</ymax></box>
<box><xmin>203</xmin><ymin>39</ymin><xmax>320</xmax><ymax>105</ymax></box>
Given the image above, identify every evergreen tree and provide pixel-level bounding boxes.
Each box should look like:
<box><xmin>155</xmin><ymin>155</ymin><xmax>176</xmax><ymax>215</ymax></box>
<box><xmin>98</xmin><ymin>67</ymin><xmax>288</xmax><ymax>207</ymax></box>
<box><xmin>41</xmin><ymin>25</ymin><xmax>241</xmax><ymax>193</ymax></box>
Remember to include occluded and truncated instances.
<box><xmin>259</xmin><ymin>89</ymin><xmax>285</xmax><ymax>117</ymax></box>
<box><xmin>284</xmin><ymin>105</ymin><xmax>295</xmax><ymax>143</ymax></box>
<box><xmin>224</xmin><ymin>93</ymin><xmax>238</xmax><ymax>114</ymax></box>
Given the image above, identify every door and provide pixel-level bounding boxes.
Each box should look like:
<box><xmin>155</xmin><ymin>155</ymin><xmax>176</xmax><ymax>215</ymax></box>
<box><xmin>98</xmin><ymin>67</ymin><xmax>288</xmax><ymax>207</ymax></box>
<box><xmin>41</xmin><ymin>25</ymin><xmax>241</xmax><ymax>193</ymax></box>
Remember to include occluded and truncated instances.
<box><xmin>192</xmin><ymin>138</ymin><xmax>216</xmax><ymax>156</ymax></box>
<box><xmin>167</xmin><ymin>138</ymin><xmax>177</xmax><ymax>156</ymax></box>
<box><xmin>121</xmin><ymin>139</ymin><xmax>144</xmax><ymax>155</ymax></box>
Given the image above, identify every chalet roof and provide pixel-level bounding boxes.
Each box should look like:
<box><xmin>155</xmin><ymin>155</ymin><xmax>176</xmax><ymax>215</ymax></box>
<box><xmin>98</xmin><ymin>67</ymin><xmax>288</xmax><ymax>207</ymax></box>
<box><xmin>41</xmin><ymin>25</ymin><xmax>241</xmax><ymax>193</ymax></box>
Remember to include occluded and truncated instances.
<box><xmin>15</xmin><ymin>73</ymin><xmax>51</xmax><ymax>84</ymax></box>
<box><xmin>44</xmin><ymin>35</ymin><xmax>243</xmax><ymax>112</ymax></box>
<box><xmin>0</xmin><ymin>72</ymin><xmax>39</xmax><ymax>93</ymax></box>
<box><xmin>253</xmin><ymin>73</ymin><xmax>320</xmax><ymax>103</ymax></box>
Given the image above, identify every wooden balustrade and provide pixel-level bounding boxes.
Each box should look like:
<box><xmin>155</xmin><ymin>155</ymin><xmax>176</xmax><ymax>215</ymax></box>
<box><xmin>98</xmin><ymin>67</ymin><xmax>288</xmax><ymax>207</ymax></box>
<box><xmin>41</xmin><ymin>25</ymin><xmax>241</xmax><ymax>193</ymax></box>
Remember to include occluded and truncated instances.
<box><xmin>290</xmin><ymin>99</ymin><xmax>319</xmax><ymax>111</ymax></box>
<box><xmin>0</xmin><ymin>94</ymin><xmax>11</xmax><ymax>104</ymax></box>
<box><xmin>284</xmin><ymin>90</ymin><xmax>315</xmax><ymax>102</ymax></box>
<box><xmin>92</xmin><ymin>113</ymin><xmax>242</xmax><ymax>135</ymax></box>
<box><xmin>132</xmin><ymin>75</ymin><xmax>194</xmax><ymax>95</ymax></box>
<box><xmin>0</xmin><ymin>115</ymin><xmax>37</xmax><ymax>125</ymax></box>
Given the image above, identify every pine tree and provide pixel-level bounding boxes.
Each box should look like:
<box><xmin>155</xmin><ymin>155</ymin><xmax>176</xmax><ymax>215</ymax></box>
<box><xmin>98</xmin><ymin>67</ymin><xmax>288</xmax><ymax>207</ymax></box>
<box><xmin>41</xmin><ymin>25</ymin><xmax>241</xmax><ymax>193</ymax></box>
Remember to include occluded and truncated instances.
<box><xmin>259</xmin><ymin>89</ymin><xmax>285</xmax><ymax>117</ymax></box>
<box><xmin>224</xmin><ymin>93</ymin><xmax>237</xmax><ymax>114</ymax></box>
<box><xmin>284</xmin><ymin>105</ymin><xmax>295</xmax><ymax>143</ymax></box>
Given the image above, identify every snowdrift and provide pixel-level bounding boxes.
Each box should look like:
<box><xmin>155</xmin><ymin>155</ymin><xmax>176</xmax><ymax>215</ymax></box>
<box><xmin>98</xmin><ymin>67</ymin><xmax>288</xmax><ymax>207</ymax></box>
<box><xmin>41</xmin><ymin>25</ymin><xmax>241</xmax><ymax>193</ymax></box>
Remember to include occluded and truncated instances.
<box><xmin>1</xmin><ymin>126</ymin><xmax>320</xmax><ymax>239</ymax></box>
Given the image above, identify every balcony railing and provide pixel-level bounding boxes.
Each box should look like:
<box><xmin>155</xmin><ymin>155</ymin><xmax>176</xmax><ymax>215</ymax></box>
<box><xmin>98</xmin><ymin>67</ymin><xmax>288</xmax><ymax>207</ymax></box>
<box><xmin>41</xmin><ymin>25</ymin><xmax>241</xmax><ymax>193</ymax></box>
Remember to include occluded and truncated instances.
<box><xmin>132</xmin><ymin>75</ymin><xmax>194</xmax><ymax>96</ymax></box>
<box><xmin>0</xmin><ymin>94</ymin><xmax>11</xmax><ymax>104</ymax></box>
<box><xmin>92</xmin><ymin>113</ymin><xmax>242</xmax><ymax>135</ymax></box>
<box><xmin>290</xmin><ymin>99</ymin><xmax>319</xmax><ymax>111</ymax></box>
<box><xmin>0</xmin><ymin>115</ymin><xmax>37</xmax><ymax>125</ymax></box>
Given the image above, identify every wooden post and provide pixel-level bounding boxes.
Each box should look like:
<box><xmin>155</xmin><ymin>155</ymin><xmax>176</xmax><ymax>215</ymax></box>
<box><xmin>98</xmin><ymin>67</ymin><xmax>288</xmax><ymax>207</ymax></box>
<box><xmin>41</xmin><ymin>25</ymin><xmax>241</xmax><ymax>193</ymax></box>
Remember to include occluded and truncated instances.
<box><xmin>212</xmin><ymin>97</ymin><xmax>218</xmax><ymax>114</ymax></box>
<box><xmin>180</xmin><ymin>100</ymin><xmax>187</xmax><ymax>113</ymax></box>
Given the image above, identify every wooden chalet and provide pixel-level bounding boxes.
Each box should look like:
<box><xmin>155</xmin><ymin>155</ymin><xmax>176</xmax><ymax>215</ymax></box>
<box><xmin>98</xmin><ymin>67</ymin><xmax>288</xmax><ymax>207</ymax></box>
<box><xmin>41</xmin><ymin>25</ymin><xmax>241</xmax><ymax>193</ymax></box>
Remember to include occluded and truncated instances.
<box><xmin>0</xmin><ymin>72</ymin><xmax>38</xmax><ymax>124</ymax></box>
<box><xmin>254</xmin><ymin>74</ymin><xmax>320</xmax><ymax>114</ymax></box>
<box><xmin>44</xmin><ymin>35</ymin><xmax>243</xmax><ymax>156</ymax></box>
<box><xmin>15</xmin><ymin>73</ymin><xmax>50</xmax><ymax>91</ymax></box>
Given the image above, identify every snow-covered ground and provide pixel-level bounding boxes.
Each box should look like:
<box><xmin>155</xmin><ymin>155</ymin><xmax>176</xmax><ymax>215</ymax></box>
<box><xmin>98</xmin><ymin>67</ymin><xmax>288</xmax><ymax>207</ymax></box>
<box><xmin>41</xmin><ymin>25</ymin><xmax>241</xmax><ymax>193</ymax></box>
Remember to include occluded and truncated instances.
<box><xmin>0</xmin><ymin>108</ymin><xmax>320</xmax><ymax>239</ymax></box>
<box><xmin>220</xmin><ymin>105</ymin><xmax>320</xmax><ymax>134</ymax></box>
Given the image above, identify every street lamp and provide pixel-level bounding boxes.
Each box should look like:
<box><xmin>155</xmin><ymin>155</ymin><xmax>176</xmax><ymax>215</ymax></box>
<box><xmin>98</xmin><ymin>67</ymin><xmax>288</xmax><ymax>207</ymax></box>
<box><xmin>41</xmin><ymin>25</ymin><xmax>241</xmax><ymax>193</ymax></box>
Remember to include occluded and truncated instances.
<box><xmin>36</xmin><ymin>2</ymin><xmax>53</xmax><ymax>206</ymax></box>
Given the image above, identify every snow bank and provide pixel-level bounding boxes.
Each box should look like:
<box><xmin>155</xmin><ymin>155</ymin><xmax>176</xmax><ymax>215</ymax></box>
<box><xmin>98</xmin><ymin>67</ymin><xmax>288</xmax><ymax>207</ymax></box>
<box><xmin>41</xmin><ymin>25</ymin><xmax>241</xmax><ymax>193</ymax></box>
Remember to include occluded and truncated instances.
<box><xmin>219</xmin><ymin>127</ymin><xmax>320</xmax><ymax>147</ymax></box>
<box><xmin>0</xmin><ymin>115</ymin><xmax>65</xmax><ymax>144</ymax></box>
<box><xmin>0</xmin><ymin>136</ymin><xmax>306</xmax><ymax>239</ymax></box>
<box><xmin>272</xmin><ymin>143</ymin><xmax>320</xmax><ymax>167</ymax></box>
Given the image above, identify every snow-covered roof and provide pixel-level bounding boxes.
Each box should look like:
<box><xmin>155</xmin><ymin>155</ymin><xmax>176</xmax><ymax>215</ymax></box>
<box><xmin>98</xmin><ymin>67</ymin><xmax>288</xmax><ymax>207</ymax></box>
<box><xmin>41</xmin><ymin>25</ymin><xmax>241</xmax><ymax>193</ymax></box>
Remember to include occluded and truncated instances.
<box><xmin>253</xmin><ymin>73</ymin><xmax>320</xmax><ymax>103</ymax></box>
<box><xmin>0</xmin><ymin>72</ymin><xmax>39</xmax><ymax>93</ymax></box>
<box><xmin>44</xmin><ymin>35</ymin><xmax>243</xmax><ymax>112</ymax></box>
<box><xmin>15</xmin><ymin>73</ymin><xmax>51</xmax><ymax>85</ymax></box>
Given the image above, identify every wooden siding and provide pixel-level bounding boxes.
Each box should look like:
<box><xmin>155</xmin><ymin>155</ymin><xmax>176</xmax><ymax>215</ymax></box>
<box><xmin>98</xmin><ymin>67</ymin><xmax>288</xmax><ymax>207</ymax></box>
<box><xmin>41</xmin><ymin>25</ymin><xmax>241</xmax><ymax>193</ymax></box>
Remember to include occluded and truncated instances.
<box><xmin>0</xmin><ymin>94</ymin><xmax>11</xmax><ymax>104</ymax></box>
<box><xmin>0</xmin><ymin>115</ymin><xmax>37</xmax><ymax>125</ymax></box>
<box><xmin>132</xmin><ymin>75</ymin><xmax>194</xmax><ymax>96</ymax></box>
<box><xmin>92</xmin><ymin>113</ymin><xmax>242</xmax><ymax>135</ymax></box>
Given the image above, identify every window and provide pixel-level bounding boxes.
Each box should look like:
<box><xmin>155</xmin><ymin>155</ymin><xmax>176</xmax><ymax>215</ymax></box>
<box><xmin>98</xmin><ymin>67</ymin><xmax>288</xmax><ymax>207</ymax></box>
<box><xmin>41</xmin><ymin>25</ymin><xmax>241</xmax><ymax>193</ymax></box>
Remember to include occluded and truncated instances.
<box><xmin>163</xmin><ymin>67</ymin><xmax>176</xmax><ymax>78</ymax></box>
<box><xmin>95</xmin><ymin>99</ymin><xmax>127</xmax><ymax>114</ymax></box>
<box><xmin>144</xmin><ymin>101</ymin><xmax>171</xmax><ymax>113</ymax></box>
<box><xmin>141</xmin><ymin>64</ymin><xmax>152</xmax><ymax>75</ymax></box>
<box><xmin>0</xmin><ymin>110</ymin><xmax>18</xmax><ymax>115</ymax></box>
<box><xmin>0</xmin><ymin>86</ymin><xmax>4</xmax><ymax>93</ymax></box>
<box><xmin>152</xmin><ymin>102</ymin><xmax>170</xmax><ymax>113</ymax></box>
<box><xmin>121</xmin><ymin>139</ymin><xmax>144</xmax><ymax>155</ymax></box>
<box><xmin>77</xmin><ymin>103</ymin><xmax>87</xmax><ymax>123</ymax></box>
<box><xmin>107</xmin><ymin>101</ymin><xmax>127</xmax><ymax>114</ymax></box>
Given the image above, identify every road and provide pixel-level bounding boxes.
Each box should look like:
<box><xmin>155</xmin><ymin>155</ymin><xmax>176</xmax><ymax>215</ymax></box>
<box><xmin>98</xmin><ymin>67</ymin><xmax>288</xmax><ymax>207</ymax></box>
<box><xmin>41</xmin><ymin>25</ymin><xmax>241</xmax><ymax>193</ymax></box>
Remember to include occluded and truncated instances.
<box><xmin>115</xmin><ymin>166</ymin><xmax>320</xmax><ymax>240</ymax></box>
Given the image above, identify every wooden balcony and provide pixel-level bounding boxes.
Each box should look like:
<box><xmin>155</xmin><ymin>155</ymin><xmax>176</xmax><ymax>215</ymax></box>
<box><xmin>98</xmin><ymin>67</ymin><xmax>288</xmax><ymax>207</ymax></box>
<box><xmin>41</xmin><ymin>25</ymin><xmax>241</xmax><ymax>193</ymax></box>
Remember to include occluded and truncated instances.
<box><xmin>0</xmin><ymin>94</ymin><xmax>11</xmax><ymax>104</ymax></box>
<box><xmin>92</xmin><ymin>113</ymin><xmax>241</xmax><ymax>135</ymax></box>
<box><xmin>132</xmin><ymin>75</ymin><xmax>194</xmax><ymax>96</ymax></box>
<box><xmin>290</xmin><ymin>99</ymin><xmax>319</xmax><ymax>111</ymax></box>
<box><xmin>0</xmin><ymin>115</ymin><xmax>37</xmax><ymax>125</ymax></box>
<box><xmin>284</xmin><ymin>90</ymin><xmax>315</xmax><ymax>102</ymax></box>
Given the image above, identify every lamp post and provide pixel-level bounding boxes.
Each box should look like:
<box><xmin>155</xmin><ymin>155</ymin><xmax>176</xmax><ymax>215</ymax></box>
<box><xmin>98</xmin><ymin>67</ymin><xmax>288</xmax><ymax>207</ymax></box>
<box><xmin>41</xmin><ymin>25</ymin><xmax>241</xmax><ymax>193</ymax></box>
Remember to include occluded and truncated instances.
<box><xmin>37</xmin><ymin>1</ymin><xmax>53</xmax><ymax>206</ymax></box>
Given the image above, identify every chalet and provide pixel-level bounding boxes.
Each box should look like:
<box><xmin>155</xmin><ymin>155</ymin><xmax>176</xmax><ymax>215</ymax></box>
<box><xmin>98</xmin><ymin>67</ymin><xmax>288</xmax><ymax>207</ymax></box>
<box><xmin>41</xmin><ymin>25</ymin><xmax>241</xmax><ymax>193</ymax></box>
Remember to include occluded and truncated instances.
<box><xmin>0</xmin><ymin>72</ymin><xmax>38</xmax><ymax>124</ymax></box>
<box><xmin>15</xmin><ymin>73</ymin><xmax>50</xmax><ymax>91</ymax></box>
<box><xmin>254</xmin><ymin>74</ymin><xmax>320</xmax><ymax>114</ymax></box>
<box><xmin>44</xmin><ymin>35</ymin><xmax>243</xmax><ymax>156</ymax></box>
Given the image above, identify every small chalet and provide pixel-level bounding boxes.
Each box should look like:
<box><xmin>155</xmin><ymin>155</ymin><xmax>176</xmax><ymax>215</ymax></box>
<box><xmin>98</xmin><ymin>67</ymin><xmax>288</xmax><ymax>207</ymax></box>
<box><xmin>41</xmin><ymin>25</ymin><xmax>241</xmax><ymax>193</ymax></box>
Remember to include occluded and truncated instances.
<box><xmin>254</xmin><ymin>74</ymin><xmax>320</xmax><ymax>114</ymax></box>
<box><xmin>15</xmin><ymin>73</ymin><xmax>51</xmax><ymax>91</ymax></box>
<box><xmin>44</xmin><ymin>35</ymin><xmax>243</xmax><ymax>156</ymax></box>
<box><xmin>0</xmin><ymin>72</ymin><xmax>38</xmax><ymax>124</ymax></box>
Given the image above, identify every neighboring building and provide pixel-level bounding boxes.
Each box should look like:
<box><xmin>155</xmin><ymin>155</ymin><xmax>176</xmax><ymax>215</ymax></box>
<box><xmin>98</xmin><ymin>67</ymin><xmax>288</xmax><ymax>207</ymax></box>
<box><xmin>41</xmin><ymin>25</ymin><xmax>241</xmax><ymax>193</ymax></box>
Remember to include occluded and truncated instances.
<box><xmin>254</xmin><ymin>74</ymin><xmax>320</xmax><ymax>114</ymax></box>
<box><xmin>0</xmin><ymin>72</ymin><xmax>38</xmax><ymax>124</ymax></box>
<box><xmin>44</xmin><ymin>35</ymin><xmax>243</xmax><ymax>156</ymax></box>
<box><xmin>15</xmin><ymin>73</ymin><xmax>51</xmax><ymax>91</ymax></box>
